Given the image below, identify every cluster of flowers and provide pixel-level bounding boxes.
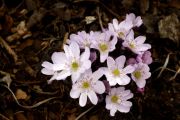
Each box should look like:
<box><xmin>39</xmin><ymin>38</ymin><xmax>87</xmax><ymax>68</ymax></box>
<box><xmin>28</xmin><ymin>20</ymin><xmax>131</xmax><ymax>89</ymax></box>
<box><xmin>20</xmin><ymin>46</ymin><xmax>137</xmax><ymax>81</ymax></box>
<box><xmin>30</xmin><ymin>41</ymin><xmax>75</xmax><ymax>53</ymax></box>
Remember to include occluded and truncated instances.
<box><xmin>41</xmin><ymin>13</ymin><xmax>152</xmax><ymax>116</ymax></box>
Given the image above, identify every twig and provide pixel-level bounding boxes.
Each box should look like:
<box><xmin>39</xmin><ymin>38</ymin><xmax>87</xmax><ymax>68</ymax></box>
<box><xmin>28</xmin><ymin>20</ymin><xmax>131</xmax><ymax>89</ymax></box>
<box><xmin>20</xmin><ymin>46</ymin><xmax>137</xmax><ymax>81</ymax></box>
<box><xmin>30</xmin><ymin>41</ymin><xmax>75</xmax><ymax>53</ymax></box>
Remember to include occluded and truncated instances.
<box><xmin>0</xmin><ymin>36</ymin><xmax>18</xmax><ymax>63</ymax></box>
<box><xmin>0</xmin><ymin>113</ymin><xmax>10</xmax><ymax>120</ymax></box>
<box><xmin>0</xmin><ymin>84</ymin><xmax>59</xmax><ymax>109</ymax></box>
<box><xmin>96</xmin><ymin>7</ymin><xmax>104</xmax><ymax>30</ymax></box>
<box><xmin>75</xmin><ymin>106</ymin><xmax>94</xmax><ymax>120</ymax></box>
<box><xmin>157</xmin><ymin>53</ymin><xmax>171</xmax><ymax>78</ymax></box>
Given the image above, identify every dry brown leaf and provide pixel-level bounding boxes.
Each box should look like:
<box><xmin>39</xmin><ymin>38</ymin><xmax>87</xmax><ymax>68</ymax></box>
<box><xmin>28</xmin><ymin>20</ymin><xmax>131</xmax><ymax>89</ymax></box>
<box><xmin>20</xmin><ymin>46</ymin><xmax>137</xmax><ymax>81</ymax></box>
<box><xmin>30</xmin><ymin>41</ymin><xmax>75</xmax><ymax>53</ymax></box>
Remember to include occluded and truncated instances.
<box><xmin>0</xmin><ymin>36</ymin><xmax>18</xmax><ymax>63</ymax></box>
<box><xmin>15</xmin><ymin>89</ymin><xmax>28</xmax><ymax>100</ymax></box>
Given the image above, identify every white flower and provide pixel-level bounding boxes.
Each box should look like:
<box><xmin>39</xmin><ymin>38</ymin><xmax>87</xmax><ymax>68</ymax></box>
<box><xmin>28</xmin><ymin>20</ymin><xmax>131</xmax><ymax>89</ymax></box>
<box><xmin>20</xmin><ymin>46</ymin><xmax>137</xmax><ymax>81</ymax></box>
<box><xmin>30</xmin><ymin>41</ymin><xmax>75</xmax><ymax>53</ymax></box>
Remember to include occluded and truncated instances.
<box><xmin>41</xmin><ymin>52</ymin><xmax>68</xmax><ymax>82</ymax></box>
<box><xmin>104</xmin><ymin>56</ymin><xmax>135</xmax><ymax>86</ymax></box>
<box><xmin>91</xmin><ymin>31</ymin><xmax>117</xmax><ymax>63</ymax></box>
<box><xmin>70</xmin><ymin>69</ymin><xmax>105</xmax><ymax>107</ymax></box>
<box><xmin>122</xmin><ymin>30</ymin><xmax>151</xmax><ymax>54</ymax></box>
<box><xmin>125</xmin><ymin>13</ymin><xmax>143</xmax><ymax>27</ymax></box>
<box><xmin>131</xmin><ymin>63</ymin><xmax>151</xmax><ymax>88</ymax></box>
<box><xmin>41</xmin><ymin>42</ymin><xmax>91</xmax><ymax>83</ymax></box>
<box><xmin>106</xmin><ymin>87</ymin><xmax>133</xmax><ymax>116</ymax></box>
<box><xmin>108</xmin><ymin>18</ymin><xmax>133</xmax><ymax>40</ymax></box>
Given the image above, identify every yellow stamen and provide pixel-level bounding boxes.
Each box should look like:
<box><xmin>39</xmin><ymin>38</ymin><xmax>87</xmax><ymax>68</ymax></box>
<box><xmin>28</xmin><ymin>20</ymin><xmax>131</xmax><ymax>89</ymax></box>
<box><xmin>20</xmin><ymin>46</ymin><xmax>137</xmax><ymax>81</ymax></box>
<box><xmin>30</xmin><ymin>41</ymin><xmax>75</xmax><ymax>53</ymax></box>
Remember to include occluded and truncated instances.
<box><xmin>71</xmin><ymin>62</ymin><xmax>79</xmax><ymax>71</ymax></box>
<box><xmin>99</xmin><ymin>44</ymin><xmax>108</xmax><ymax>52</ymax></box>
<box><xmin>133</xmin><ymin>71</ymin><xmax>141</xmax><ymax>79</ymax></box>
<box><xmin>112</xmin><ymin>69</ymin><xmax>120</xmax><ymax>76</ymax></box>
<box><xmin>82</xmin><ymin>82</ymin><xmax>90</xmax><ymax>89</ymax></box>
<box><xmin>111</xmin><ymin>95</ymin><xmax>119</xmax><ymax>103</ymax></box>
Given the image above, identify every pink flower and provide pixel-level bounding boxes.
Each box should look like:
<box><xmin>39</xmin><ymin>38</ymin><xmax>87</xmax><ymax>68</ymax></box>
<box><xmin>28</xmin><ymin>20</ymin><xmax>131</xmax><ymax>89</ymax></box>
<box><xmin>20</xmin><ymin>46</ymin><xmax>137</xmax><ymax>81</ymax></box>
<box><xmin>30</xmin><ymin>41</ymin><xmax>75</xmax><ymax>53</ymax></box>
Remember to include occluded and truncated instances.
<box><xmin>106</xmin><ymin>87</ymin><xmax>134</xmax><ymax>116</ymax></box>
<box><xmin>70</xmin><ymin>69</ymin><xmax>105</xmax><ymax>107</ymax></box>
<box><xmin>123</xmin><ymin>30</ymin><xmax>151</xmax><ymax>54</ymax></box>
<box><xmin>68</xmin><ymin>31</ymin><xmax>100</xmax><ymax>49</ymax></box>
<box><xmin>91</xmin><ymin>31</ymin><xmax>117</xmax><ymax>63</ymax></box>
<box><xmin>131</xmin><ymin>63</ymin><xmax>151</xmax><ymax>88</ymax></box>
<box><xmin>108</xmin><ymin>18</ymin><xmax>133</xmax><ymax>40</ymax></box>
<box><xmin>104</xmin><ymin>56</ymin><xmax>135</xmax><ymax>86</ymax></box>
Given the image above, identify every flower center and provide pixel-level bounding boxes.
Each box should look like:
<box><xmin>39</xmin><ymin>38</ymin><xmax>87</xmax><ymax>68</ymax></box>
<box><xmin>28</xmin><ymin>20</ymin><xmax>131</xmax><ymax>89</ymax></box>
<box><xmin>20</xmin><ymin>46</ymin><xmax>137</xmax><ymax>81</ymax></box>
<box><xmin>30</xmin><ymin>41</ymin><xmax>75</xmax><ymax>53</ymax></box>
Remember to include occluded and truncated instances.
<box><xmin>129</xmin><ymin>42</ymin><xmax>136</xmax><ymax>49</ymax></box>
<box><xmin>71</xmin><ymin>62</ymin><xmax>79</xmax><ymax>71</ymax></box>
<box><xmin>111</xmin><ymin>95</ymin><xmax>119</xmax><ymax>103</ymax></box>
<box><xmin>99</xmin><ymin>43</ymin><xmax>108</xmax><ymax>52</ymax></box>
<box><xmin>82</xmin><ymin>81</ymin><xmax>90</xmax><ymax>89</ymax></box>
<box><xmin>112</xmin><ymin>69</ymin><xmax>120</xmax><ymax>76</ymax></box>
<box><xmin>118</xmin><ymin>32</ymin><xmax>125</xmax><ymax>38</ymax></box>
<box><xmin>133</xmin><ymin>71</ymin><xmax>141</xmax><ymax>79</ymax></box>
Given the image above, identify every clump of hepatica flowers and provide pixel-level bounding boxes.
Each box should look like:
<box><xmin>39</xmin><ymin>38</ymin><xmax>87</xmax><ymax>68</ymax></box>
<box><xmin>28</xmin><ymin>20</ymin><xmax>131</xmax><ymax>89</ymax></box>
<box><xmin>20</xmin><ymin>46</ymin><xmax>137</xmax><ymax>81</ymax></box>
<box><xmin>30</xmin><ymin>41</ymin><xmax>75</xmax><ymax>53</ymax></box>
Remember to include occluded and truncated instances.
<box><xmin>41</xmin><ymin>13</ymin><xmax>152</xmax><ymax>116</ymax></box>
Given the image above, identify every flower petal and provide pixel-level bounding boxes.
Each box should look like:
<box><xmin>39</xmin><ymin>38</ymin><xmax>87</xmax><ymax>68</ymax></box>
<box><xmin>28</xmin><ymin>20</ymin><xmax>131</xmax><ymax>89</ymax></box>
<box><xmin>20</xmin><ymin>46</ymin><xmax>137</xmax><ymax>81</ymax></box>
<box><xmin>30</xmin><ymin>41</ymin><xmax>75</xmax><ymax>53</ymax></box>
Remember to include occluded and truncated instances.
<box><xmin>70</xmin><ymin>42</ymin><xmax>80</xmax><ymax>59</ymax></box>
<box><xmin>93</xmin><ymin>81</ymin><xmax>105</xmax><ymax>94</ymax></box>
<box><xmin>42</xmin><ymin>61</ymin><xmax>54</xmax><ymax>70</ymax></box>
<box><xmin>92</xmin><ymin>69</ymin><xmax>104</xmax><ymax>81</ymax></box>
<box><xmin>123</xmin><ymin>65</ymin><xmax>135</xmax><ymax>74</ymax></box>
<box><xmin>121</xmin><ymin>101</ymin><xmax>132</xmax><ymax>107</ymax></box>
<box><xmin>107</xmin><ymin>57</ymin><xmax>116</xmax><ymax>70</ymax></box>
<box><xmin>56</xmin><ymin>70</ymin><xmax>71</xmax><ymax>80</ymax></box>
<box><xmin>41</xmin><ymin>68</ymin><xmax>54</xmax><ymax>75</ymax></box>
<box><xmin>118</xmin><ymin>105</ymin><xmax>130</xmax><ymax>113</ymax></box>
<box><xmin>135</xmin><ymin>79</ymin><xmax>146</xmax><ymax>88</ymax></box>
<box><xmin>110</xmin><ymin>108</ymin><xmax>117</xmax><ymax>116</ymax></box>
<box><xmin>118</xmin><ymin>75</ymin><xmax>130</xmax><ymax>85</ymax></box>
<box><xmin>88</xmin><ymin>90</ymin><xmax>98</xmax><ymax>105</ymax></box>
<box><xmin>115</xmin><ymin>55</ymin><xmax>126</xmax><ymax>69</ymax></box>
<box><xmin>80</xmin><ymin>47</ymin><xmax>90</xmax><ymax>61</ymax></box>
<box><xmin>71</xmin><ymin>73</ymin><xmax>81</xmax><ymax>83</ymax></box>
<box><xmin>134</xmin><ymin>36</ymin><xmax>146</xmax><ymax>45</ymax></box>
<box><xmin>126</xmin><ymin>29</ymin><xmax>134</xmax><ymax>41</ymax></box>
<box><xmin>112</xmin><ymin>19</ymin><xmax>119</xmax><ymax>30</ymax></box>
<box><xmin>79</xmin><ymin>93</ymin><xmax>87</xmax><ymax>107</ymax></box>
<box><xmin>70</xmin><ymin>89</ymin><xmax>81</xmax><ymax>98</ymax></box>
<box><xmin>51</xmin><ymin>52</ymin><xmax>66</xmax><ymax>64</ymax></box>
<box><xmin>100</xmin><ymin>53</ymin><xmax>108</xmax><ymax>63</ymax></box>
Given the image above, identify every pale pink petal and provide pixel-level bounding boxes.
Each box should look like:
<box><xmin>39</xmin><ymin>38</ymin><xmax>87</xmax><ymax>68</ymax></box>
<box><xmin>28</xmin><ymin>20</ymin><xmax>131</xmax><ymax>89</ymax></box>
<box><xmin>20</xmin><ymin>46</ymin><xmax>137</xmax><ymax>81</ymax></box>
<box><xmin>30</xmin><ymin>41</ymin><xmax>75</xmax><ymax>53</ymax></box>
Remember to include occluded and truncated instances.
<box><xmin>123</xmin><ymin>65</ymin><xmax>135</xmax><ymax>74</ymax></box>
<box><xmin>88</xmin><ymin>90</ymin><xmax>98</xmax><ymax>105</ymax></box>
<box><xmin>115</xmin><ymin>55</ymin><xmax>126</xmax><ymax>69</ymax></box>
<box><xmin>122</xmin><ymin>93</ymin><xmax>134</xmax><ymax>100</ymax></box>
<box><xmin>112</xmin><ymin>19</ymin><xmax>119</xmax><ymax>30</ymax></box>
<box><xmin>134</xmin><ymin>36</ymin><xmax>146</xmax><ymax>45</ymax></box>
<box><xmin>138</xmin><ymin>44</ymin><xmax>151</xmax><ymax>51</ymax></box>
<box><xmin>100</xmin><ymin>53</ymin><xmax>108</xmax><ymax>63</ymax></box>
<box><xmin>41</xmin><ymin>68</ymin><xmax>54</xmax><ymax>75</ymax></box>
<box><xmin>80</xmin><ymin>47</ymin><xmax>90</xmax><ymax>61</ymax></box>
<box><xmin>56</xmin><ymin>70</ymin><xmax>71</xmax><ymax>80</ymax></box>
<box><xmin>71</xmin><ymin>73</ymin><xmax>80</xmax><ymax>83</ymax></box>
<box><xmin>92</xmin><ymin>69</ymin><xmax>104</xmax><ymax>81</ymax></box>
<box><xmin>118</xmin><ymin>105</ymin><xmax>130</xmax><ymax>113</ymax></box>
<box><xmin>70</xmin><ymin>89</ymin><xmax>81</xmax><ymax>98</ymax></box>
<box><xmin>79</xmin><ymin>93</ymin><xmax>87</xmax><ymax>107</ymax></box>
<box><xmin>70</xmin><ymin>42</ymin><xmax>80</xmax><ymax>59</ymax></box>
<box><xmin>51</xmin><ymin>52</ymin><xmax>66</xmax><ymax>64</ymax></box>
<box><xmin>119</xmin><ymin>75</ymin><xmax>131</xmax><ymax>85</ymax></box>
<box><xmin>126</xmin><ymin>30</ymin><xmax>134</xmax><ymax>41</ymax></box>
<box><xmin>42</xmin><ymin>61</ymin><xmax>53</xmax><ymax>69</ymax></box>
<box><xmin>63</xmin><ymin>44</ymin><xmax>72</xmax><ymax>59</ymax></box>
<box><xmin>110</xmin><ymin>108</ymin><xmax>117</xmax><ymax>116</ymax></box>
<box><xmin>122</xmin><ymin>101</ymin><xmax>132</xmax><ymax>107</ymax></box>
<box><xmin>107</xmin><ymin>57</ymin><xmax>116</xmax><ymax>69</ymax></box>
<box><xmin>135</xmin><ymin>16</ymin><xmax>143</xmax><ymax>27</ymax></box>
<box><xmin>136</xmin><ymin>79</ymin><xmax>146</xmax><ymax>88</ymax></box>
<box><xmin>93</xmin><ymin>81</ymin><xmax>105</xmax><ymax>94</ymax></box>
